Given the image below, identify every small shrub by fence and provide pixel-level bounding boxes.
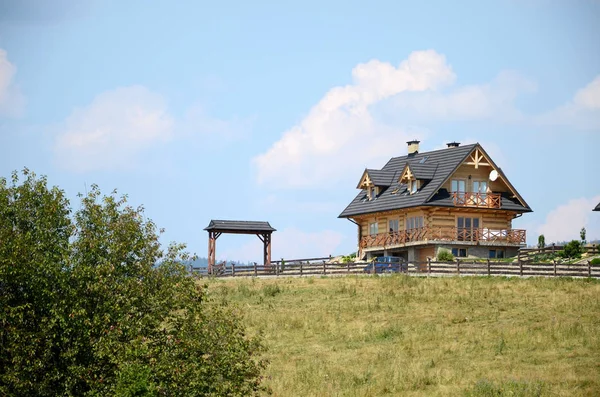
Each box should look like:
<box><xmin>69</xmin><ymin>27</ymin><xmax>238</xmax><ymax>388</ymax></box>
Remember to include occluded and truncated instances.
<box><xmin>190</xmin><ymin>258</ymin><xmax>600</xmax><ymax>279</ymax></box>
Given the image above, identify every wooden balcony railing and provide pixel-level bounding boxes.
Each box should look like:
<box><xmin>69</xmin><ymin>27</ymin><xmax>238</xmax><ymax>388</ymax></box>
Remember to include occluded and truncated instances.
<box><xmin>359</xmin><ymin>227</ymin><xmax>526</xmax><ymax>249</ymax></box>
<box><xmin>452</xmin><ymin>192</ymin><xmax>501</xmax><ymax>209</ymax></box>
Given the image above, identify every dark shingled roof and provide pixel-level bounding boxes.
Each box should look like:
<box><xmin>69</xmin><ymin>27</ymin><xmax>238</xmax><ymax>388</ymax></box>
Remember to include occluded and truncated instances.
<box><xmin>594</xmin><ymin>202</ymin><xmax>600</xmax><ymax>211</ymax></box>
<box><xmin>365</xmin><ymin>169</ymin><xmax>397</xmax><ymax>187</ymax></box>
<box><xmin>339</xmin><ymin>143</ymin><xmax>532</xmax><ymax>218</ymax></box>
<box><xmin>204</xmin><ymin>220</ymin><xmax>276</xmax><ymax>232</ymax></box>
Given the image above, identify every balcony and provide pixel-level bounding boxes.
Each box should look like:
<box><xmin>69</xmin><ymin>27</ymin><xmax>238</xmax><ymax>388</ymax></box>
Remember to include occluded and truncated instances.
<box><xmin>359</xmin><ymin>226</ymin><xmax>526</xmax><ymax>249</ymax></box>
<box><xmin>452</xmin><ymin>192</ymin><xmax>501</xmax><ymax>209</ymax></box>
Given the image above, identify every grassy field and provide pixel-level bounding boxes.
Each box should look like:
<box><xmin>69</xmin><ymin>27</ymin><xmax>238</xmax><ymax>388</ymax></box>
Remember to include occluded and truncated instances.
<box><xmin>205</xmin><ymin>275</ymin><xmax>600</xmax><ymax>396</ymax></box>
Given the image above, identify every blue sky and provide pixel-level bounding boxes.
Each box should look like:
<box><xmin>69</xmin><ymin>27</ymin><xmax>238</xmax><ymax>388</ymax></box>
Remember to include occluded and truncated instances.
<box><xmin>1</xmin><ymin>0</ymin><xmax>599</xmax><ymax>261</ymax></box>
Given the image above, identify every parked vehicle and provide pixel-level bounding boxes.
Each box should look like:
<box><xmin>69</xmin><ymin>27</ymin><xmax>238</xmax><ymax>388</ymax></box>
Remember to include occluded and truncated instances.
<box><xmin>363</xmin><ymin>256</ymin><xmax>407</xmax><ymax>273</ymax></box>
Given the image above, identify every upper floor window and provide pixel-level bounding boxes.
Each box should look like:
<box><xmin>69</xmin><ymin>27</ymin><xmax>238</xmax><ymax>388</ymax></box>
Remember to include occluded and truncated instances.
<box><xmin>369</xmin><ymin>186</ymin><xmax>377</xmax><ymax>200</ymax></box>
<box><xmin>369</xmin><ymin>222</ymin><xmax>378</xmax><ymax>235</ymax></box>
<box><xmin>406</xmin><ymin>216</ymin><xmax>424</xmax><ymax>230</ymax></box>
<box><xmin>389</xmin><ymin>219</ymin><xmax>399</xmax><ymax>233</ymax></box>
<box><xmin>451</xmin><ymin>179</ymin><xmax>466</xmax><ymax>193</ymax></box>
<box><xmin>409</xmin><ymin>180</ymin><xmax>418</xmax><ymax>194</ymax></box>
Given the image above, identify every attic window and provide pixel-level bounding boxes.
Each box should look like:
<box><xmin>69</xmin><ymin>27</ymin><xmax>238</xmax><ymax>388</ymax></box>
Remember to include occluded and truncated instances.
<box><xmin>419</xmin><ymin>156</ymin><xmax>428</xmax><ymax>164</ymax></box>
<box><xmin>409</xmin><ymin>180</ymin><xmax>418</xmax><ymax>194</ymax></box>
<box><xmin>369</xmin><ymin>186</ymin><xmax>378</xmax><ymax>200</ymax></box>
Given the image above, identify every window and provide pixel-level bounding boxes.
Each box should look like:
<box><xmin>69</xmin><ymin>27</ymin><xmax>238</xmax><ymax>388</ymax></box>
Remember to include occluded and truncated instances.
<box><xmin>406</xmin><ymin>216</ymin><xmax>424</xmax><ymax>230</ymax></box>
<box><xmin>489</xmin><ymin>249</ymin><xmax>505</xmax><ymax>259</ymax></box>
<box><xmin>389</xmin><ymin>219</ymin><xmax>399</xmax><ymax>233</ymax></box>
<box><xmin>473</xmin><ymin>180</ymin><xmax>487</xmax><ymax>193</ymax></box>
<box><xmin>457</xmin><ymin>217</ymin><xmax>480</xmax><ymax>241</ymax></box>
<box><xmin>473</xmin><ymin>180</ymin><xmax>488</xmax><ymax>204</ymax></box>
<box><xmin>452</xmin><ymin>248</ymin><xmax>468</xmax><ymax>257</ymax></box>
<box><xmin>451</xmin><ymin>179</ymin><xmax>466</xmax><ymax>193</ymax></box>
<box><xmin>369</xmin><ymin>222</ymin><xmax>378</xmax><ymax>236</ymax></box>
<box><xmin>409</xmin><ymin>180</ymin><xmax>418</xmax><ymax>194</ymax></box>
<box><xmin>369</xmin><ymin>187</ymin><xmax>377</xmax><ymax>200</ymax></box>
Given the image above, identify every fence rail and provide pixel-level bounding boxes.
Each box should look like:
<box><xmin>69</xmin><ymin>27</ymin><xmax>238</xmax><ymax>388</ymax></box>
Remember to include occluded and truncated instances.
<box><xmin>190</xmin><ymin>259</ymin><xmax>600</xmax><ymax>279</ymax></box>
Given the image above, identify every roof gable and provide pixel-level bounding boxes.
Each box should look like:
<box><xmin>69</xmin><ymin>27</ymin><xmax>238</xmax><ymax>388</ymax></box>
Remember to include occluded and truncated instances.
<box><xmin>433</xmin><ymin>145</ymin><xmax>530</xmax><ymax>210</ymax></box>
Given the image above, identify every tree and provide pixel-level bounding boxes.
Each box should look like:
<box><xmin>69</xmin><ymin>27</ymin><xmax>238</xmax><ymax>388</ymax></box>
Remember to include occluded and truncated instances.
<box><xmin>537</xmin><ymin>234</ymin><xmax>545</xmax><ymax>249</ymax></box>
<box><xmin>0</xmin><ymin>170</ymin><xmax>266</xmax><ymax>396</ymax></box>
<box><xmin>580</xmin><ymin>227</ymin><xmax>586</xmax><ymax>245</ymax></box>
<box><xmin>559</xmin><ymin>240</ymin><xmax>583</xmax><ymax>259</ymax></box>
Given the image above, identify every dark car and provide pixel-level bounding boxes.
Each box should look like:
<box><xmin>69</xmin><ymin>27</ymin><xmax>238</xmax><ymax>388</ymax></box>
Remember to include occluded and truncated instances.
<box><xmin>364</xmin><ymin>256</ymin><xmax>407</xmax><ymax>273</ymax></box>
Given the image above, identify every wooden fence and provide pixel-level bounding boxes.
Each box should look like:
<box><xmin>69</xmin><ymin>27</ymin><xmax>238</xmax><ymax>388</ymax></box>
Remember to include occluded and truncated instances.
<box><xmin>190</xmin><ymin>258</ymin><xmax>600</xmax><ymax>279</ymax></box>
<box><xmin>517</xmin><ymin>244</ymin><xmax>599</xmax><ymax>261</ymax></box>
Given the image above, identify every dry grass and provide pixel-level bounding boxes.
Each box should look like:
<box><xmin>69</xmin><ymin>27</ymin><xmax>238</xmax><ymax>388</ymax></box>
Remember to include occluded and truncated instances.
<box><xmin>204</xmin><ymin>275</ymin><xmax>600</xmax><ymax>396</ymax></box>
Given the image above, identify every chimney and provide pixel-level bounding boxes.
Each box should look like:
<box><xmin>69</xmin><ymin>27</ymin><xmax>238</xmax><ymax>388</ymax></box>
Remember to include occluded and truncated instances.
<box><xmin>407</xmin><ymin>140</ymin><xmax>420</xmax><ymax>155</ymax></box>
<box><xmin>446</xmin><ymin>141</ymin><xmax>460</xmax><ymax>148</ymax></box>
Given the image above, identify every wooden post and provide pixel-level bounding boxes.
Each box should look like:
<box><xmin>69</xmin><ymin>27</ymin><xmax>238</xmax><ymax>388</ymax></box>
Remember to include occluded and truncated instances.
<box><xmin>487</xmin><ymin>259</ymin><xmax>491</xmax><ymax>276</ymax></box>
<box><xmin>553</xmin><ymin>260</ymin><xmax>557</xmax><ymax>277</ymax></box>
<box><xmin>588</xmin><ymin>260</ymin><xmax>592</xmax><ymax>278</ymax></box>
<box><xmin>427</xmin><ymin>257</ymin><xmax>431</xmax><ymax>275</ymax></box>
<box><xmin>519</xmin><ymin>259</ymin><xmax>523</xmax><ymax>277</ymax></box>
<box><xmin>347</xmin><ymin>262</ymin><xmax>350</xmax><ymax>273</ymax></box>
<box><xmin>254</xmin><ymin>262</ymin><xmax>257</xmax><ymax>277</ymax></box>
<box><xmin>300</xmin><ymin>262</ymin><xmax>303</xmax><ymax>276</ymax></box>
<box><xmin>552</xmin><ymin>243</ymin><xmax>555</xmax><ymax>254</ymax></box>
<box><xmin>323</xmin><ymin>260</ymin><xmax>326</xmax><ymax>275</ymax></box>
<box><xmin>232</xmin><ymin>263</ymin><xmax>235</xmax><ymax>277</ymax></box>
<box><xmin>457</xmin><ymin>259</ymin><xmax>460</xmax><ymax>275</ymax></box>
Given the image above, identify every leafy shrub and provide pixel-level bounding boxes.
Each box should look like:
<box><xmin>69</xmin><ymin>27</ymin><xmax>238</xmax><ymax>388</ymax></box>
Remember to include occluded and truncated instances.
<box><xmin>559</xmin><ymin>240</ymin><xmax>583</xmax><ymax>259</ymax></box>
<box><xmin>437</xmin><ymin>249</ymin><xmax>455</xmax><ymax>262</ymax></box>
<box><xmin>341</xmin><ymin>252</ymin><xmax>357</xmax><ymax>263</ymax></box>
<box><xmin>0</xmin><ymin>169</ymin><xmax>266</xmax><ymax>396</ymax></box>
<box><xmin>591</xmin><ymin>258</ymin><xmax>600</xmax><ymax>265</ymax></box>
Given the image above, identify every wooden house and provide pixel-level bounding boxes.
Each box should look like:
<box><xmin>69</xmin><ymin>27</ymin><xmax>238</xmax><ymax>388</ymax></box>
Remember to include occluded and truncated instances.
<box><xmin>339</xmin><ymin>141</ymin><xmax>532</xmax><ymax>261</ymax></box>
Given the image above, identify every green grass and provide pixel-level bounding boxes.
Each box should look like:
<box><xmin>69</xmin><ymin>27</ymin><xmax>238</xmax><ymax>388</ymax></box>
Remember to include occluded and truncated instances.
<box><xmin>205</xmin><ymin>275</ymin><xmax>600</xmax><ymax>396</ymax></box>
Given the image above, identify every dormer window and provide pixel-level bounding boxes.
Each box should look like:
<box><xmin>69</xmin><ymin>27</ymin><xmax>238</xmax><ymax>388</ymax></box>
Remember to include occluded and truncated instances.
<box><xmin>409</xmin><ymin>180</ymin><xmax>418</xmax><ymax>194</ymax></box>
<box><xmin>369</xmin><ymin>186</ymin><xmax>377</xmax><ymax>200</ymax></box>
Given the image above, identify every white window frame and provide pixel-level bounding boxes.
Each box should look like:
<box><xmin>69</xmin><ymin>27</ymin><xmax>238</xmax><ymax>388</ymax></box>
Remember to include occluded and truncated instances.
<box><xmin>369</xmin><ymin>222</ymin><xmax>378</xmax><ymax>236</ymax></box>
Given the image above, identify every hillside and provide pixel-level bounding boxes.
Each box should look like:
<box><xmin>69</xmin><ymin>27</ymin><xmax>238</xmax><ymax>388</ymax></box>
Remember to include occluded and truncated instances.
<box><xmin>206</xmin><ymin>275</ymin><xmax>600</xmax><ymax>396</ymax></box>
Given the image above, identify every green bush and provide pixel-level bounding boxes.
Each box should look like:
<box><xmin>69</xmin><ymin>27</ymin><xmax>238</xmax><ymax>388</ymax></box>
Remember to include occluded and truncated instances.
<box><xmin>437</xmin><ymin>249</ymin><xmax>455</xmax><ymax>262</ymax></box>
<box><xmin>591</xmin><ymin>258</ymin><xmax>600</xmax><ymax>265</ymax></box>
<box><xmin>559</xmin><ymin>240</ymin><xmax>583</xmax><ymax>259</ymax></box>
<box><xmin>0</xmin><ymin>169</ymin><xmax>266</xmax><ymax>396</ymax></box>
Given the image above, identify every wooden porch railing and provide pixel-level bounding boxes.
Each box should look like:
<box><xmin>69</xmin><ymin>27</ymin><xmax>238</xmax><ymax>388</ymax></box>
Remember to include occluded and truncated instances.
<box><xmin>359</xmin><ymin>226</ymin><xmax>526</xmax><ymax>249</ymax></box>
<box><xmin>452</xmin><ymin>192</ymin><xmax>501</xmax><ymax>209</ymax></box>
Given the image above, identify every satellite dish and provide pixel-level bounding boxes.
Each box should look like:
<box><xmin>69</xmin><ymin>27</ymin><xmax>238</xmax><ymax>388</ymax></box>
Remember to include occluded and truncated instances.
<box><xmin>489</xmin><ymin>170</ymin><xmax>499</xmax><ymax>182</ymax></box>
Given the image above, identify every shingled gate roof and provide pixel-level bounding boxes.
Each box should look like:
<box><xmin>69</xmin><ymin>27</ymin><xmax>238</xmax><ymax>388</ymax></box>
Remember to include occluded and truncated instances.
<box><xmin>594</xmin><ymin>202</ymin><xmax>600</xmax><ymax>211</ymax></box>
<box><xmin>204</xmin><ymin>220</ymin><xmax>276</xmax><ymax>233</ymax></box>
<box><xmin>339</xmin><ymin>143</ymin><xmax>531</xmax><ymax>218</ymax></box>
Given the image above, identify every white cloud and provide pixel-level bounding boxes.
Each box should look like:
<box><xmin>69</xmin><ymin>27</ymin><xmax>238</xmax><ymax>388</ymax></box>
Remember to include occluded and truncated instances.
<box><xmin>537</xmin><ymin>196</ymin><xmax>600</xmax><ymax>243</ymax></box>
<box><xmin>0</xmin><ymin>48</ymin><xmax>25</xmax><ymax>117</ymax></box>
<box><xmin>253</xmin><ymin>50</ymin><xmax>455</xmax><ymax>189</ymax></box>
<box><xmin>535</xmin><ymin>75</ymin><xmax>600</xmax><ymax>130</ymax></box>
<box><xmin>54</xmin><ymin>86</ymin><xmax>174</xmax><ymax>172</ymax></box>
<box><xmin>388</xmin><ymin>70</ymin><xmax>536</xmax><ymax>122</ymax></box>
<box><xmin>220</xmin><ymin>227</ymin><xmax>344</xmax><ymax>262</ymax></box>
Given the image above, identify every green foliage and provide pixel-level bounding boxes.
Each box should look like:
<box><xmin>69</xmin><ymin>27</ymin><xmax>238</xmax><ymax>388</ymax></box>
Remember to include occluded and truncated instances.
<box><xmin>537</xmin><ymin>234</ymin><xmax>545</xmax><ymax>249</ymax></box>
<box><xmin>437</xmin><ymin>249</ymin><xmax>455</xmax><ymax>262</ymax></box>
<box><xmin>558</xmin><ymin>240</ymin><xmax>583</xmax><ymax>259</ymax></box>
<box><xmin>580</xmin><ymin>227</ymin><xmax>586</xmax><ymax>244</ymax></box>
<box><xmin>341</xmin><ymin>252</ymin><xmax>357</xmax><ymax>263</ymax></box>
<box><xmin>591</xmin><ymin>258</ymin><xmax>600</xmax><ymax>265</ymax></box>
<box><xmin>0</xmin><ymin>169</ymin><xmax>266</xmax><ymax>396</ymax></box>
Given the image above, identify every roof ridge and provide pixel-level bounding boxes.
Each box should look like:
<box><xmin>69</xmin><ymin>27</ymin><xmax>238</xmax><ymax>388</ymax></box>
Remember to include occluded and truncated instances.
<box><xmin>389</xmin><ymin>142</ymin><xmax>477</xmax><ymax>162</ymax></box>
